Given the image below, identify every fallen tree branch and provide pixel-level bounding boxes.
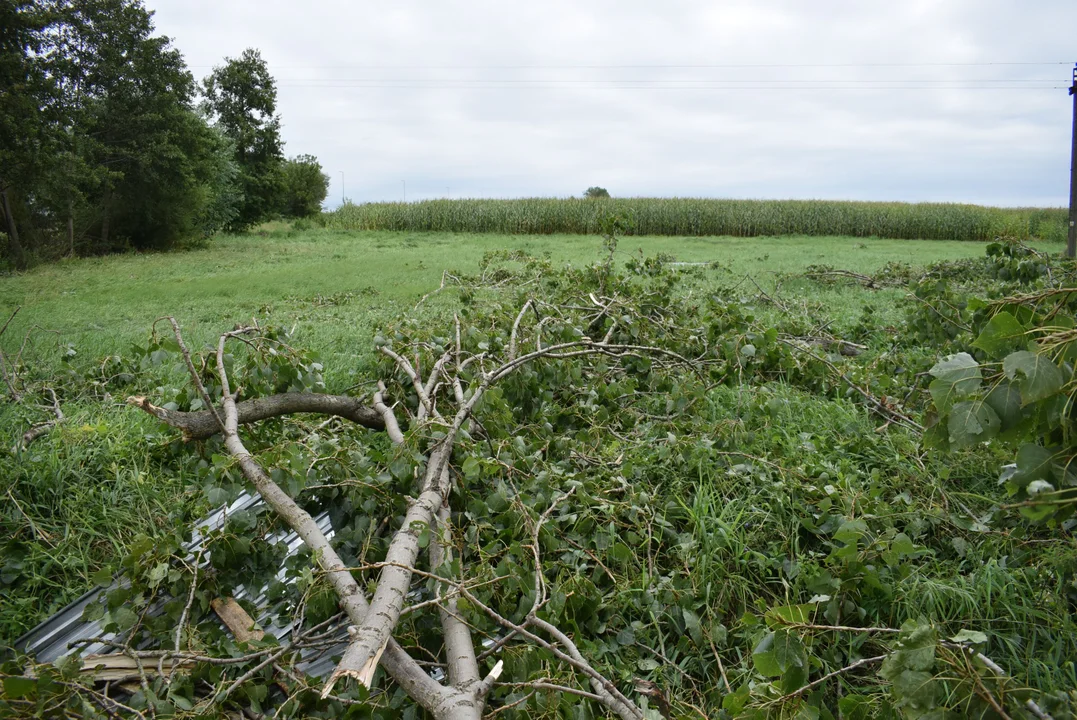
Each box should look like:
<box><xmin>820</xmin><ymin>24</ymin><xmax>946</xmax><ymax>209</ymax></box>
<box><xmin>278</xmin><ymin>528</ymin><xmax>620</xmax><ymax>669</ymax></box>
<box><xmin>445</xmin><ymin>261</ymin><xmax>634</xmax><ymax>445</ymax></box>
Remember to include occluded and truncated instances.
<box><xmin>804</xmin><ymin>268</ymin><xmax>889</xmax><ymax>289</ymax></box>
<box><xmin>127</xmin><ymin>392</ymin><xmax>385</xmax><ymax>441</ymax></box>
<box><xmin>0</xmin><ymin>305</ymin><xmax>21</xmax><ymax>401</ymax></box>
<box><xmin>778</xmin><ymin>338</ymin><xmax>923</xmax><ymax>433</ymax></box>
<box><xmin>143</xmin><ymin>322</ymin><xmax>472</xmax><ymax>718</ymax></box>
<box><xmin>776</xmin><ymin>654</ymin><xmax>887</xmax><ymax>704</ymax></box>
<box><xmin>19</xmin><ymin>387</ymin><xmax>64</xmax><ymax>448</ymax></box>
<box><xmin>460</xmin><ymin>587</ymin><xmax>643</xmax><ymax>720</ymax></box>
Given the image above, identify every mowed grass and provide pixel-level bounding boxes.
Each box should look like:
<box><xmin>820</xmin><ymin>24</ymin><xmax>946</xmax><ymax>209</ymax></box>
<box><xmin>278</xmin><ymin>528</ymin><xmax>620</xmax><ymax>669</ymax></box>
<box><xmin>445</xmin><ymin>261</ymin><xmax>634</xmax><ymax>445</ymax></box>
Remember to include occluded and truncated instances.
<box><xmin>0</xmin><ymin>228</ymin><xmax>996</xmax><ymax>374</ymax></box>
<box><xmin>0</xmin><ymin>228</ymin><xmax>1005</xmax><ymax>641</ymax></box>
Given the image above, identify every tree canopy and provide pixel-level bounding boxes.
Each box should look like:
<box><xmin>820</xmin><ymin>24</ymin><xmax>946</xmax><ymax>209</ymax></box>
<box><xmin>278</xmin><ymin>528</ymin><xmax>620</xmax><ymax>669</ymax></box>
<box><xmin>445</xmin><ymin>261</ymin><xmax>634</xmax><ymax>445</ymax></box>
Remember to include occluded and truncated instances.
<box><xmin>0</xmin><ymin>6</ymin><xmax>325</xmax><ymax>268</ymax></box>
<box><xmin>281</xmin><ymin>154</ymin><xmax>331</xmax><ymax>218</ymax></box>
<box><xmin>201</xmin><ymin>48</ymin><xmax>286</xmax><ymax>231</ymax></box>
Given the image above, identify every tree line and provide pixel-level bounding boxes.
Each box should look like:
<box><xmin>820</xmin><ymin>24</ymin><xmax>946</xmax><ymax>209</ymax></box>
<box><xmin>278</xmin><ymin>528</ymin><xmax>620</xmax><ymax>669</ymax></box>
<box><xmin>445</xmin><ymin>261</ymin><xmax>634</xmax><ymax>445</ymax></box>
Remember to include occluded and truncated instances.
<box><xmin>0</xmin><ymin>0</ymin><xmax>330</xmax><ymax>270</ymax></box>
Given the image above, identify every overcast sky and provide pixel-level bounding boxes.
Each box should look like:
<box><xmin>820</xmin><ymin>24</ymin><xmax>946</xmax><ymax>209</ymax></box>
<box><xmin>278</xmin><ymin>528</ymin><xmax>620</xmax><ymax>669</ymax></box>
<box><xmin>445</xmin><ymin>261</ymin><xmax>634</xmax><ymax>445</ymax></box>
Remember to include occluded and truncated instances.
<box><xmin>148</xmin><ymin>0</ymin><xmax>1076</xmax><ymax>208</ymax></box>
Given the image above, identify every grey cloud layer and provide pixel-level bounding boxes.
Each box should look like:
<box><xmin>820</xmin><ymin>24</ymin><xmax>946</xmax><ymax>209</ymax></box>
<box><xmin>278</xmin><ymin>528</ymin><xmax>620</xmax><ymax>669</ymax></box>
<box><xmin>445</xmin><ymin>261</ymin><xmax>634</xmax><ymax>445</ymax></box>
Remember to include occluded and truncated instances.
<box><xmin>150</xmin><ymin>0</ymin><xmax>1075</xmax><ymax>206</ymax></box>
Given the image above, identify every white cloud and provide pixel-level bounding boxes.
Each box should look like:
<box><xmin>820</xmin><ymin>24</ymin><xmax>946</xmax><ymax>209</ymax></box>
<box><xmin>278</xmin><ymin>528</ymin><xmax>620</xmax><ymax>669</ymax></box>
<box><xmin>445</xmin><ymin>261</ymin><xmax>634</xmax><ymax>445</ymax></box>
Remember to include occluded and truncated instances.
<box><xmin>148</xmin><ymin>0</ymin><xmax>1076</xmax><ymax>206</ymax></box>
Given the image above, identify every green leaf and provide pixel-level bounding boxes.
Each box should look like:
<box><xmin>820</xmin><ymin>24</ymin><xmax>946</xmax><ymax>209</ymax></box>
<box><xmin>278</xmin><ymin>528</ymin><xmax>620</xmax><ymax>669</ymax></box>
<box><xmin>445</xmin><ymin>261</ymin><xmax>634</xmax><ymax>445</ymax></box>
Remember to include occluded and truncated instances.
<box><xmin>833</xmin><ymin>518</ymin><xmax>867</xmax><ymax>544</ymax></box>
<box><xmin>3</xmin><ymin>676</ymin><xmax>36</xmax><ymax>699</ymax></box>
<box><xmin>928</xmin><ymin>353</ymin><xmax>981</xmax><ymax>413</ymax></box>
<box><xmin>461</xmin><ymin>456</ymin><xmax>481</xmax><ymax>479</ymax></box>
<box><xmin>972</xmin><ymin>311</ymin><xmax>1026</xmax><ymax>357</ymax></box>
<box><xmin>947</xmin><ymin>401</ymin><xmax>1000</xmax><ymax>448</ymax></box>
<box><xmin>682</xmin><ymin>608</ymin><xmax>704</xmax><ymax>645</ymax></box>
<box><xmin>752</xmin><ymin>630</ymin><xmax>808</xmax><ymax>677</ymax></box>
<box><xmin>950</xmin><ymin>629</ymin><xmax>988</xmax><ymax>645</ymax></box>
<box><xmin>984</xmin><ymin>381</ymin><xmax>1022</xmax><ymax>432</ymax></box>
<box><xmin>1003</xmin><ymin>350</ymin><xmax>1064</xmax><ymax>405</ymax></box>
<box><xmin>112</xmin><ymin>605</ymin><xmax>139</xmax><ymax>631</ymax></box>
<box><xmin>1008</xmin><ymin>444</ymin><xmax>1055</xmax><ymax>494</ymax></box>
<box><xmin>887</xmin><ymin>670</ymin><xmax>937</xmax><ymax>711</ymax></box>
<box><xmin>722</xmin><ymin>683</ymin><xmax>750</xmax><ymax>714</ymax></box>
<box><xmin>147</xmin><ymin>562</ymin><xmax>169</xmax><ymax>588</ymax></box>
<box><xmin>879</xmin><ymin>618</ymin><xmax>937</xmax><ymax>678</ymax></box>
<box><xmin>838</xmin><ymin>695</ymin><xmax>872</xmax><ymax>720</ymax></box>
<box><xmin>889</xmin><ymin>532</ymin><xmax>916</xmax><ymax>556</ymax></box>
<box><xmin>765</xmin><ymin>603</ymin><xmax>815</xmax><ymax>629</ymax></box>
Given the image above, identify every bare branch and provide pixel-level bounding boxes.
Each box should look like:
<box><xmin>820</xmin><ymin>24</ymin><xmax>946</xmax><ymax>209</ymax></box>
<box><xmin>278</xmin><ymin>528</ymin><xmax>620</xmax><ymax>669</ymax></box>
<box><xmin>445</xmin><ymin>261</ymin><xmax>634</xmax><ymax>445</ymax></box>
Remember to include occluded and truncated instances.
<box><xmin>167</xmin><ymin>317</ymin><xmax>224</xmax><ymax>432</ymax></box>
<box><xmin>0</xmin><ymin>305</ymin><xmax>20</xmax><ymax>339</ymax></box>
<box><xmin>373</xmin><ymin>381</ymin><xmax>405</xmax><ymax>445</ymax></box>
<box><xmin>431</xmin><ymin>502</ymin><xmax>481</xmax><ymax>694</ymax></box>
<box><xmin>127</xmin><ymin>392</ymin><xmax>385</xmax><ymax>441</ymax></box>
<box><xmin>381</xmin><ymin>345</ymin><xmax>440</xmax><ymax>421</ymax></box>
<box><xmin>19</xmin><ymin>387</ymin><xmax>64</xmax><ymax>448</ymax></box>
<box><xmin>508</xmin><ymin>299</ymin><xmax>534</xmax><ymax>362</ymax></box>
<box><xmin>461</xmin><ymin>588</ymin><xmax>642</xmax><ymax>720</ymax></box>
<box><xmin>775</xmin><ymin>655</ymin><xmax>887</xmax><ymax>703</ymax></box>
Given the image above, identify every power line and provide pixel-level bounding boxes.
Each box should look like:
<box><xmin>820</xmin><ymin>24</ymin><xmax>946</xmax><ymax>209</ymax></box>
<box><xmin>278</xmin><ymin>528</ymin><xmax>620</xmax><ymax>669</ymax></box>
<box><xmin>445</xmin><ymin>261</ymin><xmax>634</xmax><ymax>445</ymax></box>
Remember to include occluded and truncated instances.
<box><xmin>276</xmin><ymin>83</ymin><xmax>1065</xmax><ymax>91</ymax></box>
<box><xmin>191</xmin><ymin>61</ymin><xmax>1073</xmax><ymax>70</ymax></box>
<box><xmin>276</xmin><ymin>78</ymin><xmax>1062</xmax><ymax>84</ymax></box>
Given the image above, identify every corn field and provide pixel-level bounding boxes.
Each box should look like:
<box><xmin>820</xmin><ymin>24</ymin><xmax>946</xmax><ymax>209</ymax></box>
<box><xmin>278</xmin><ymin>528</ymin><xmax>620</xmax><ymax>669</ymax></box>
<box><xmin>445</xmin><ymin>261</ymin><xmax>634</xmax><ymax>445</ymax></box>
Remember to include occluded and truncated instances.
<box><xmin>320</xmin><ymin>198</ymin><xmax>1067</xmax><ymax>242</ymax></box>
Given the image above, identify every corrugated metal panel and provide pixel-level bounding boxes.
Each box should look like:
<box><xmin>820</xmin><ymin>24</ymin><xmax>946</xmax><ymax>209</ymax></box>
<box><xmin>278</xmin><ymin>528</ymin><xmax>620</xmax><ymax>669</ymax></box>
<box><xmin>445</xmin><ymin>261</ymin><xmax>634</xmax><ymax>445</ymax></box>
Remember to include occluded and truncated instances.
<box><xmin>14</xmin><ymin>491</ymin><xmax>346</xmax><ymax>672</ymax></box>
<box><xmin>15</xmin><ymin>490</ymin><xmax>459</xmax><ymax>687</ymax></box>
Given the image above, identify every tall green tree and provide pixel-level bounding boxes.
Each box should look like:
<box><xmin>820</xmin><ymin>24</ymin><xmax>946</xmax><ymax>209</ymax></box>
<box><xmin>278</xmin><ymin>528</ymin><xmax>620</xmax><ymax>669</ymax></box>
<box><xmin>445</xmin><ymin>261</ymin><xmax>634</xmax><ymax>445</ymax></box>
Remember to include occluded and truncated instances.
<box><xmin>280</xmin><ymin>154</ymin><xmax>330</xmax><ymax>218</ymax></box>
<box><xmin>201</xmin><ymin>49</ymin><xmax>286</xmax><ymax>230</ymax></box>
<box><xmin>0</xmin><ymin>0</ymin><xmax>50</xmax><ymax>268</ymax></box>
<box><xmin>47</xmin><ymin>0</ymin><xmax>237</xmax><ymax>250</ymax></box>
<box><xmin>0</xmin><ymin>0</ymin><xmax>241</xmax><ymax>262</ymax></box>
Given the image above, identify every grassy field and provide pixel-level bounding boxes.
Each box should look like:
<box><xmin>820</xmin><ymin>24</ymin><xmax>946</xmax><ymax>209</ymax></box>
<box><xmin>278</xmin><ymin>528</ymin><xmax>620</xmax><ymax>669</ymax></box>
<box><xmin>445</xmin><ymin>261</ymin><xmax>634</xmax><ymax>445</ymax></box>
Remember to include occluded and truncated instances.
<box><xmin>0</xmin><ymin>228</ymin><xmax>1000</xmax><ymax>640</ymax></box>
<box><xmin>3</xmin><ymin>227</ymin><xmax>1076</xmax><ymax>717</ymax></box>
<box><xmin>0</xmin><ymin>227</ymin><xmax>998</xmax><ymax>375</ymax></box>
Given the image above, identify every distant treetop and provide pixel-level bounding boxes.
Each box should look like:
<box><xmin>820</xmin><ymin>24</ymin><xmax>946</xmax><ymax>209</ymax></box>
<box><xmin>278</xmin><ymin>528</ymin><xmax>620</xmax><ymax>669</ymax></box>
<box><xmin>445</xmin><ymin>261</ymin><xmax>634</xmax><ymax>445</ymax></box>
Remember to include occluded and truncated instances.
<box><xmin>585</xmin><ymin>186</ymin><xmax>610</xmax><ymax>198</ymax></box>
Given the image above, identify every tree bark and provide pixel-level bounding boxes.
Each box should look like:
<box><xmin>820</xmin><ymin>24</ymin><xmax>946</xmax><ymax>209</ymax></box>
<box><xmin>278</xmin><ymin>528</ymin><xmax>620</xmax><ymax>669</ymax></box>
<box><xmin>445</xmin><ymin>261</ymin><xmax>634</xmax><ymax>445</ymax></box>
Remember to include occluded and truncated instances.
<box><xmin>0</xmin><ymin>183</ymin><xmax>27</xmax><ymax>270</ymax></box>
<box><xmin>100</xmin><ymin>186</ymin><xmax>111</xmax><ymax>250</ymax></box>
<box><xmin>128</xmin><ymin>392</ymin><xmax>385</xmax><ymax>440</ymax></box>
<box><xmin>67</xmin><ymin>197</ymin><xmax>75</xmax><ymax>257</ymax></box>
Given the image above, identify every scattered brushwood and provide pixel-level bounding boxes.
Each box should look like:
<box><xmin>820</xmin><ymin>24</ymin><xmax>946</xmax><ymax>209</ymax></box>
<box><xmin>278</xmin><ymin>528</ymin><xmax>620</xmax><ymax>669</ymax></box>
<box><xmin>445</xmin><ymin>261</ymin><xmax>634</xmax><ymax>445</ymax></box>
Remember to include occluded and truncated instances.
<box><xmin>803</xmin><ymin>262</ymin><xmax>913</xmax><ymax>290</ymax></box>
<box><xmin>0</xmin><ymin>309</ymin><xmax>71</xmax><ymax>449</ymax></box>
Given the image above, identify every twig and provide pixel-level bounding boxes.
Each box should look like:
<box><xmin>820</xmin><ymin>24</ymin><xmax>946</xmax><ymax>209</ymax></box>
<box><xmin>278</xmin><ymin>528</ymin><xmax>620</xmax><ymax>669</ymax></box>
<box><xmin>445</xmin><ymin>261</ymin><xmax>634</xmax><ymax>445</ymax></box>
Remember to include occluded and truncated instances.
<box><xmin>0</xmin><ymin>305</ymin><xmax>21</xmax><ymax>400</ymax></box>
<box><xmin>778</xmin><ymin>339</ymin><xmax>923</xmax><ymax>433</ymax></box>
<box><xmin>167</xmin><ymin>547</ymin><xmax>204</xmax><ymax>683</ymax></box>
<box><xmin>167</xmin><ymin>317</ymin><xmax>225</xmax><ymax>432</ymax></box>
<box><xmin>775</xmin><ymin>655</ymin><xmax>887</xmax><ymax>703</ymax></box>
<box><xmin>20</xmin><ymin>387</ymin><xmax>64</xmax><ymax>448</ymax></box>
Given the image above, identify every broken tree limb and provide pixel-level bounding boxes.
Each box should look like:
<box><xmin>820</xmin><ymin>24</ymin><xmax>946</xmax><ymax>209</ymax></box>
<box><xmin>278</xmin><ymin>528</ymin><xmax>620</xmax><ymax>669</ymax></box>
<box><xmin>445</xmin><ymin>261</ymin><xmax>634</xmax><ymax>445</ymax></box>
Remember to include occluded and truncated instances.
<box><xmin>373</xmin><ymin>381</ymin><xmax>406</xmax><ymax>444</ymax></box>
<box><xmin>19</xmin><ymin>387</ymin><xmax>64</xmax><ymax>448</ymax></box>
<box><xmin>327</xmin><ymin>442</ymin><xmax>457</xmax><ymax>693</ymax></box>
<box><xmin>206</xmin><ymin>330</ymin><xmax>464</xmax><ymax>716</ymax></box>
<box><xmin>140</xmin><ymin>323</ymin><xmax>479</xmax><ymax>718</ymax></box>
<box><xmin>127</xmin><ymin>392</ymin><xmax>385</xmax><ymax>441</ymax></box>
<box><xmin>211</xmin><ymin>598</ymin><xmax>265</xmax><ymax>645</ymax></box>
<box><xmin>431</xmin><ymin>502</ymin><xmax>481</xmax><ymax>695</ymax></box>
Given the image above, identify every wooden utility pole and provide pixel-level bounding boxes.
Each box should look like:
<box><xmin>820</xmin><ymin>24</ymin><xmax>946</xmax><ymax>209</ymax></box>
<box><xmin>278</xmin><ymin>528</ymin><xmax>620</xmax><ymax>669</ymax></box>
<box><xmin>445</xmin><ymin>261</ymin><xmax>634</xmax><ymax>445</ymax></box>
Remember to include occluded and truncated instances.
<box><xmin>1068</xmin><ymin>64</ymin><xmax>1077</xmax><ymax>258</ymax></box>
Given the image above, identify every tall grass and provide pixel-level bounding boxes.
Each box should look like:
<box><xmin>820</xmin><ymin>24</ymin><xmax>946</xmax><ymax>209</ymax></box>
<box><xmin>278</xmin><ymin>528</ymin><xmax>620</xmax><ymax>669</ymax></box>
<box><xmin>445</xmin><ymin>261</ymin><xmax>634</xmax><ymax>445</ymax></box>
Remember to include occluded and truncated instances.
<box><xmin>322</xmin><ymin>198</ymin><xmax>1068</xmax><ymax>242</ymax></box>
